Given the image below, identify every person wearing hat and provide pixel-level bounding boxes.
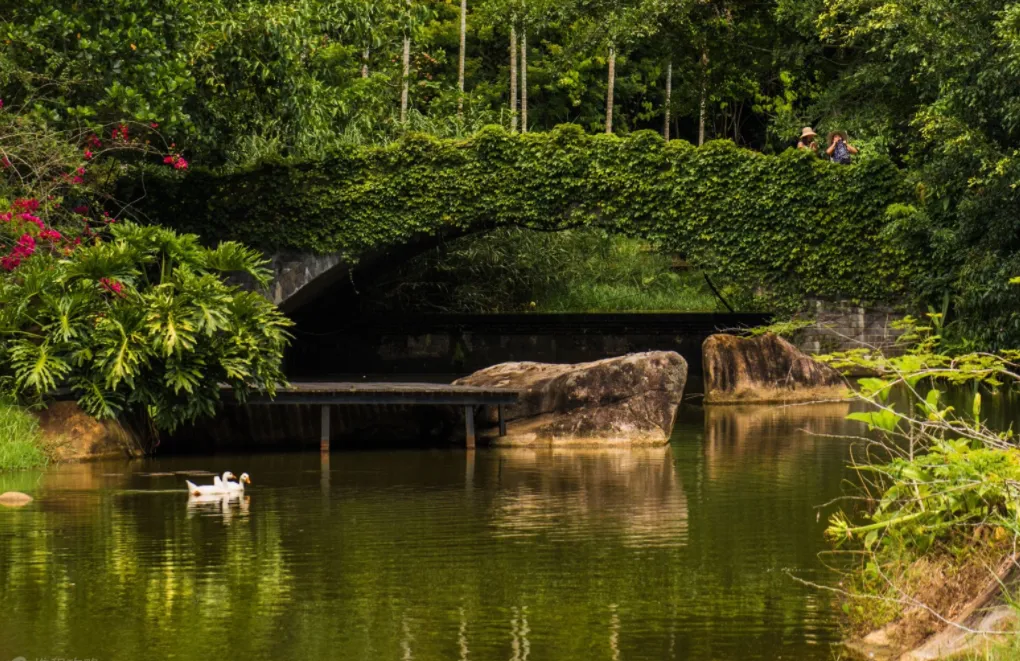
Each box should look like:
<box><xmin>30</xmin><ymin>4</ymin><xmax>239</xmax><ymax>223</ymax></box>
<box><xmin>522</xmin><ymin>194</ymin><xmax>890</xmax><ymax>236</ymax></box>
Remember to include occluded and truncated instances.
<box><xmin>797</xmin><ymin>127</ymin><xmax>820</xmax><ymax>154</ymax></box>
<box><xmin>826</xmin><ymin>131</ymin><xmax>859</xmax><ymax>164</ymax></box>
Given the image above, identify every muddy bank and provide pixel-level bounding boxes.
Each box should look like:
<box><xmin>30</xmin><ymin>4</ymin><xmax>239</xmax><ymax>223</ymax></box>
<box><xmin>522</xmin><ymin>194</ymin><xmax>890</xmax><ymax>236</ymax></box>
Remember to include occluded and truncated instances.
<box><xmin>846</xmin><ymin>550</ymin><xmax>1018</xmax><ymax>660</ymax></box>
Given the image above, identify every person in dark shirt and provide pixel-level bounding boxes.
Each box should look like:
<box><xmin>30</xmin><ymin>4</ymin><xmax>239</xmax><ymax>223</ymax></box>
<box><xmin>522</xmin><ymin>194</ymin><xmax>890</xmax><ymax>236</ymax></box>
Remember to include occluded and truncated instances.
<box><xmin>826</xmin><ymin>131</ymin><xmax>859</xmax><ymax>164</ymax></box>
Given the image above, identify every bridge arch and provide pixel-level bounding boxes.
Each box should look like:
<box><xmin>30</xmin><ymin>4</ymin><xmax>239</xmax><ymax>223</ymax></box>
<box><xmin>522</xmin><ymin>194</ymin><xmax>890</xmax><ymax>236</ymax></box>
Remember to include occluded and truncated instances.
<box><xmin>126</xmin><ymin>124</ymin><xmax>912</xmax><ymax>313</ymax></box>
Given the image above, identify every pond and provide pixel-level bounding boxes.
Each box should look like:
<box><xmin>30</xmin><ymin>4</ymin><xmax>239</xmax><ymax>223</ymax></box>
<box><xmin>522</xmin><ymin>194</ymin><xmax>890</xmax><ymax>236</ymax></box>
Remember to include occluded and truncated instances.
<box><xmin>0</xmin><ymin>403</ymin><xmax>862</xmax><ymax>661</ymax></box>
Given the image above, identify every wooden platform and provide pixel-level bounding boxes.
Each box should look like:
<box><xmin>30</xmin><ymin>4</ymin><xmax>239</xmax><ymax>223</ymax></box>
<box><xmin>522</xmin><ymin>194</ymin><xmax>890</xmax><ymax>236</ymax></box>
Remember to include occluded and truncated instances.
<box><xmin>244</xmin><ymin>382</ymin><xmax>521</xmax><ymax>450</ymax></box>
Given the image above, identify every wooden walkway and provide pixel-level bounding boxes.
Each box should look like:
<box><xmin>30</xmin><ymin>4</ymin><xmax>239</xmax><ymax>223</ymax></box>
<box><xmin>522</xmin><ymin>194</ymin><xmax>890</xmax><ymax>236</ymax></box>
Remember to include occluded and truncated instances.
<box><xmin>244</xmin><ymin>382</ymin><xmax>521</xmax><ymax>450</ymax></box>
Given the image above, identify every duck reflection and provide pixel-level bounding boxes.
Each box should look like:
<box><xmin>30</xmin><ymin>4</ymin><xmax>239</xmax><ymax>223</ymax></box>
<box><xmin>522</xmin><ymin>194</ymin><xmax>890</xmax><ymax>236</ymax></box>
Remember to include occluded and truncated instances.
<box><xmin>488</xmin><ymin>446</ymin><xmax>688</xmax><ymax>547</ymax></box>
<box><xmin>186</xmin><ymin>492</ymin><xmax>250</xmax><ymax>522</ymax></box>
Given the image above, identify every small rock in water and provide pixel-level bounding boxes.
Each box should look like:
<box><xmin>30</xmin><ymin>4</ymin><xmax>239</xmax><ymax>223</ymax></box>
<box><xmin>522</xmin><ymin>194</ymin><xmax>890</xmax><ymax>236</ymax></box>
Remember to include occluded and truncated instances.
<box><xmin>0</xmin><ymin>492</ymin><xmax>33</xmax><ymax>508</ymax></box>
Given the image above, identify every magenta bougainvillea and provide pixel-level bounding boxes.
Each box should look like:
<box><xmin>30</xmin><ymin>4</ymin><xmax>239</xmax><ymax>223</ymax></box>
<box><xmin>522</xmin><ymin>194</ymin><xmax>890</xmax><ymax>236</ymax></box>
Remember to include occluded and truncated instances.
<box><xmin>1</xmin><ymin>103</ymin><xmax>191</xmax><ymax>276</ymax></box>
<box><xmin>163</xmin><ymin>153</ymin><xmax>189</xmax><ymax>170</ymax></box>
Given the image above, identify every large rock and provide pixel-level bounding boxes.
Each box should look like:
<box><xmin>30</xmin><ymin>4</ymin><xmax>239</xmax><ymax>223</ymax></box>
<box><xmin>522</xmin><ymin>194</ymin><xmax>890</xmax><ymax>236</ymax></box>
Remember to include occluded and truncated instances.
<box><xmin>454</xmin><ymin>351</ymin><xmax>688</xmax><ymax>446</ymax></box>
<box><xmin>703</xmin><ymin>333</ymin><xmax>846</xmax><ymax>404</ymax></box>
<box><xmin>35</xmin><ymin>402</ymin><xmax>146</xmax><ymax>462</ymax></box>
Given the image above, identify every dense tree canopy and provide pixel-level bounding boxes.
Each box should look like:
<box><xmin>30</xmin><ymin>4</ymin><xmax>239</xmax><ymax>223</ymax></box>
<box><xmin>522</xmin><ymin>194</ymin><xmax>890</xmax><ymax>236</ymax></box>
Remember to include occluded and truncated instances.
<box><xmin>4</xmin><ymin>0</ymin><xmax>1020</xmax><ymax>346</ymax></box>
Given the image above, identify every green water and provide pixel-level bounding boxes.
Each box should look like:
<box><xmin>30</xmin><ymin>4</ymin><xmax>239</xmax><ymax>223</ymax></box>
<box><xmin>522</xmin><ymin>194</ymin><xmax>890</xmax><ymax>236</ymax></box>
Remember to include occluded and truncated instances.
<box><xmin>0</xmin><ymin>403</ymin><xmax>859</xmax><ymax>661</ymax></box>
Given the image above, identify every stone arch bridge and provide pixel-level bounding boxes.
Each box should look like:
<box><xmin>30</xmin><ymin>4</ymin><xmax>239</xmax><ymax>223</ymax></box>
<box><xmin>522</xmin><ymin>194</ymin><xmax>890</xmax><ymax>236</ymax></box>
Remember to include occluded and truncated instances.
<box><xmin>125</xmin><ymin>125</ymin><xmax>910</xmax><ymax>314</ymax></box>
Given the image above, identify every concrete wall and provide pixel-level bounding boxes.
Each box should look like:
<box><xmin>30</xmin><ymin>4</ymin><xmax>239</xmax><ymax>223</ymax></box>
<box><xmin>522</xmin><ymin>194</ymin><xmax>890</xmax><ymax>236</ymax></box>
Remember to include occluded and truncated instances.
<box><xmin>286</xmin><ymin>313</ymin><xmax>771</xmax><ymax>379</ymax></box>
<box><xmin>796</xmin><ymin>299</ymin><xmax>906</xmax><ymax>354</ymax></box>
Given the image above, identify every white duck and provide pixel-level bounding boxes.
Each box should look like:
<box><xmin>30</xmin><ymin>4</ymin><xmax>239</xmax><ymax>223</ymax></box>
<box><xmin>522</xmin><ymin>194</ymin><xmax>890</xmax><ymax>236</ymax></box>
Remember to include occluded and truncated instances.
<box><xmin>185</xmin><ymin>472</ymin><xmax>236</xmax><ymax>496</ymax></box>
<box><xmin>224</xmin><ymin>473</ymin><xmax>251</xmax><ymax>494</ymax></box>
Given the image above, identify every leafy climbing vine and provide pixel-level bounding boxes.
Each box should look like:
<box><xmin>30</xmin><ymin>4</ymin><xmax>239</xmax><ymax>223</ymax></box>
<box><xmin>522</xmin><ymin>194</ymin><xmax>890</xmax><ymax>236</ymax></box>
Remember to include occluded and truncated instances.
<box><xmin>123</xmin><ymin>125</ymin><xmax>915</xmax><ymax>310</ymax></box>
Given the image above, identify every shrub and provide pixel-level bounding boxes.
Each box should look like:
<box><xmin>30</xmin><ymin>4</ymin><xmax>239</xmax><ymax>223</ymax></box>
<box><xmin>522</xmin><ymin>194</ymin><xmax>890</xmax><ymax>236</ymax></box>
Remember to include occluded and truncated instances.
<box><xmin>0</xmin><ymin>223</ymin><xmax>293</xmax><ymax>431</ymax></box>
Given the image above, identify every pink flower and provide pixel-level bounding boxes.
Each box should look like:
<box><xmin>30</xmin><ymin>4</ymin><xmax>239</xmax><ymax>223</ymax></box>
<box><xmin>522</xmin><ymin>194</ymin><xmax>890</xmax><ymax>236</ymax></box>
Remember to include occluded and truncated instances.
<box><xmin>100</xmin><ymin>277</ymin><xmax>126</xmax><ymax>297</ymax></box>
<box><xmin>150</xmin><ymin>122</ymin><xmax>159</xmax><ymax>129</ymax></box>
<box><xmin>77</xmin><ymin>167</ymin><xmax>85</xmax><ymax>175</ymax></box>
<box><xmin>1</xmin><ymin>157</ymin><xmax>10</xmax><ymax>168</ymax></box>
<box><xmin>39</xmin><ymin>229</ymin><xmax>62</xmax><ymax>242</ymax></box>
<box><xmin>0</xmin><ymin>99</ymin><xmax>4</xmax><ymax>109</ymax></box>
<box><xmin>0</xmin><ymin>212</ymin><xmax>11</xmax><ymax>222</ymax></box>
<box><xmin>15</xmin><ymin>234</ymin><xmax>36</xmax><ymax>257</ymax></box>
<box><xmin>84</xmin><ymin>149</ymin><xmax>93</xmax><ymax>160</ymax></box>
<box><xmin>86</xmin><ymin>135</ymin><xmax>102</xmax><ymax>148</ymax></box>
<box><xmin>1</xmin><ymin>255</ymin><xmax>21</xmax><ymax>271</ymax></box>
<box><xmin>72</xmin><ymin>205</ymin><xmax>88</xmax><ymax>215</ymax></box>
<box><xmin>13</xmin><ymin>198</ymin><xmax>39</xmax><ymax>212</ymax></box>
<box><xmin>164</xmin><ymin>154</ymin><xmax>189</xmax><ymax>170</ymax></box>
<box><xmin>71</xmin><ymin>176</ymin><xmax>84</xmax><ymax>185</ymax></box>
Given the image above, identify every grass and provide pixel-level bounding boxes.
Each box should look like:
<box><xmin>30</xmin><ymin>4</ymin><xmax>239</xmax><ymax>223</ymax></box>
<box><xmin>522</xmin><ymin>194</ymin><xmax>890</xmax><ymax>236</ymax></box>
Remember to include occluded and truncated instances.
<box><xmin>0</xmin><ymin>401</ymin><xmax>49</xmax><ymax>471</ymax></box>
<box><xmin>363</xmin><ymin>228</ymin><xmax>729</xmax><ymax>314</ymax></box>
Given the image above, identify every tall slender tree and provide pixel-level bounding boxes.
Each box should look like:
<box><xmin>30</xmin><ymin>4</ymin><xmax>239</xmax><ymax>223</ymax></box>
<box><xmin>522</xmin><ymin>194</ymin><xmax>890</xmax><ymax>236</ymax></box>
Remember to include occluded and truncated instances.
<box><xmin>510</xmin><ymin>23</ymin><xmax>518</xmax><ymax>131</ymax></box>
<box><xmin>663</xmin><ymin>59</ymin><xmax>672</xmax><ymax>140</ymax></box>
<box><xmin>698</xmin><ymin>45</ymin><xmax>708</xmax><ymax>145</ymax></box>
<box><xmin>605</xmin><ymin>45</ymin><xmax>616</xmax><ymax>133</ymax></box>
<box><xmin>401</xmin><ymin>34</ymin><xmax>411</xmax><ymax>122</ymax></box>
<box><xmin>458</xmin><ymin>0</ymin><xmax>467</xmax><ymax>118</ymax></box>
<box><xmin>521</xmin><ymin>27</ymin><xmax>528</xmax><ymax>132</ymax></box>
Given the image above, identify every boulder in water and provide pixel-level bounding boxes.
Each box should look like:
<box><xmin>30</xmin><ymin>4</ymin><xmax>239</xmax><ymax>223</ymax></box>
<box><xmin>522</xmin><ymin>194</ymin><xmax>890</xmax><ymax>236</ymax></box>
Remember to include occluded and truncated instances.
<box><xmin>454</xmin><ymin>351</ymin><xmax>688</xmax><ymax>446</ymax></box>
<box><xmin>703</xmin><ymin>333</ymin><xmax>846</xmax><ymax>404</ymax></box>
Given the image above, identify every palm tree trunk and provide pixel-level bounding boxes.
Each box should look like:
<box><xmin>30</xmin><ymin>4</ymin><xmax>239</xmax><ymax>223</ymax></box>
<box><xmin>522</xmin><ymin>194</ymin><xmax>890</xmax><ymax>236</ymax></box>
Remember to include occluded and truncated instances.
<box><xmin>362</xmin><ymin>46</ymin><xmax>370</xmax><ymax>78</ymax></box>
<box><xmin>510</xmin><ymin>24</ymin><xmax>518</xmax><ymax>132</ymax></box>
<box><xmin>458</xmin><ymin>0</ymin><xmax>467</xmax><ymax>118</ymax></box>
<box><xmin>401</xmin><ymin>35</ymin><xmax>411</xmax><ymax>123</ymax></box>
<box><xmin>605</xmin><ymin>45</ymin><xmax>616</xmax><ymax>134</ymax></box>
<box><xmin>520</xmin><ymin>28</ymin><xmax>528</xmax><ymax>133</ymax></box>
<box><xmin>663</xmin><ymin>59</ymin><xmax>672</xmax><ymax>140</ymax></box>
<box><xmin>698</xmin><ymin>46</ymin><xmax>708</xmax><ymax>146</ymax></box>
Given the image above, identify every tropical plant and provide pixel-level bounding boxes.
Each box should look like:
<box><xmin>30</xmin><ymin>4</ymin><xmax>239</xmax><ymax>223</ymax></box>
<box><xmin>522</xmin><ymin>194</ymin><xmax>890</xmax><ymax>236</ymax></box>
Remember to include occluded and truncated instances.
<box><xmin>0</xmin><ymin>223</ymin><xmax>292</xmax><ymax>431</ymax></box>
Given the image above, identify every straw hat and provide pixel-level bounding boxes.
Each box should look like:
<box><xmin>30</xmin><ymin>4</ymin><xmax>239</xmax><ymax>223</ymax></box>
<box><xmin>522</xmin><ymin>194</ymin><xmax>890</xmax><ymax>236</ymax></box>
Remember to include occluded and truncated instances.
<box><xmin>800</xmin><ymin>127</ymin><xmax>817</xmax><ymax>140</ymax></box>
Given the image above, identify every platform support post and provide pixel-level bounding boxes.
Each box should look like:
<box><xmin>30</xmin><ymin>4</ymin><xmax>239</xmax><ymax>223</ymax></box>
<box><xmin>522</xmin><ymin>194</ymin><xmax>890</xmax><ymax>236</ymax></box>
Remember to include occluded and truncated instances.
<box><xmin>498</xmin><ymin>404</ymin><xmax>507</xmax><ymax>437</ymax></box>
<box><xmin>320</xmin><ymin>405</ymin><xmax>330</xmax><ymax>453</ymax></box>
<box><xmin>464</xmin><ymin>405</ymin><xmax>476</xmax><ymax>449</ymax></box>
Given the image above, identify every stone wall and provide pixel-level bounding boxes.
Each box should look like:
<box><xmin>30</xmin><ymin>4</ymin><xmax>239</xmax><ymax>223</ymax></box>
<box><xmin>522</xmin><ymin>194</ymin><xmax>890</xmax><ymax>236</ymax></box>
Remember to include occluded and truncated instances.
<box><xmin>796</xmin><ymin>299</ymin><xmax>906</xmax><ymax>354</ymax></box>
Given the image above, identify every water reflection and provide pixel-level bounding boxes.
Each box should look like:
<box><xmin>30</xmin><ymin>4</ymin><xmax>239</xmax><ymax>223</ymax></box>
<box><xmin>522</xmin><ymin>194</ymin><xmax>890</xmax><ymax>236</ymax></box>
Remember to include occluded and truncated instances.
<box><xmin>490</xmin><ymin>447</ymin><xmax>688</xmax><ymax>547</ymax></box>
<box><xmin>186</xmin><ymin>492</ymin><xmax>251</xmax><ymax>521</ymax></box>
<box><xmin>0</xmin><ymin>411</ymin><xmax>857</xmax><ymax>661</ymax></box>
<box><xmin>703</xmin><ymin>402</ymin><xmax>854</xmax><ymax>478</ymax></box>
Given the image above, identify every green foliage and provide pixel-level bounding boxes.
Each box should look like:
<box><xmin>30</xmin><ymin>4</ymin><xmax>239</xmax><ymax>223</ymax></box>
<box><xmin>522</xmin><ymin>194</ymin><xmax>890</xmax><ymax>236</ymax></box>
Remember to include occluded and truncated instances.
<box><xmin>744</xmin><ymin>319</ymin><xmax>813</xmax><ymax>338</ymax></box>
<box><xmin>360</xmin><ymin>227</ymin><xmax>722</xmax><ymax>313</ymax></box>
<box><xmin>0</xmin><ymin>0</ymin><xmax>863</xmax><ymax>162</ymax></box>
<box><xmin>124</xmin><ymin>125</ymin><xmax>913</xmax><ymax>310</ymax></box>
<box><xmin>0</xmin><ymin>224</ymin><xmax>293</xmax><ymax>431</ymax></box>
<box><xmin>0</xmin><ymin>402</ymin><xmax>48</xmax><ymax>471</ymax></box>
<box><xmin>817</xmin><ymin>0</ymin><xmax>1020</xmax><ymax>350</ymax></box>
<box><xmin>823</xmin><ymin>315</ymin><xmax>1020</xmax><ymax>602</ymax></box>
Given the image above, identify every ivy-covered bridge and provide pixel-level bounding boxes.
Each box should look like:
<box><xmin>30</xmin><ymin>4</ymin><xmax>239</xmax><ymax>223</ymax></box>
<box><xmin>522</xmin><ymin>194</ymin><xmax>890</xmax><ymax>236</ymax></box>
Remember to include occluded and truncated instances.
<box><xmin>125</xmin><ymin>125</ymin><xmax>912</xmax><ymax>313</ymax></box>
